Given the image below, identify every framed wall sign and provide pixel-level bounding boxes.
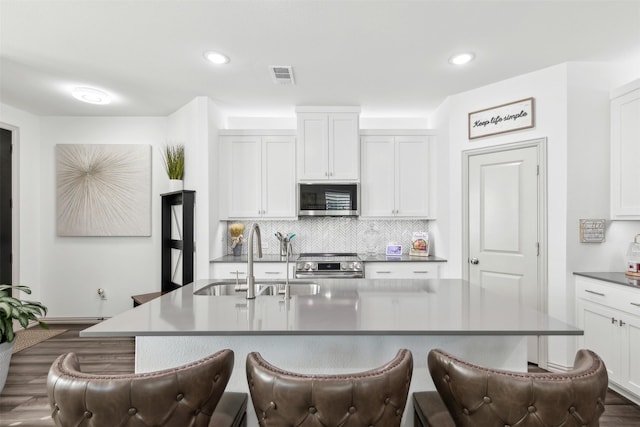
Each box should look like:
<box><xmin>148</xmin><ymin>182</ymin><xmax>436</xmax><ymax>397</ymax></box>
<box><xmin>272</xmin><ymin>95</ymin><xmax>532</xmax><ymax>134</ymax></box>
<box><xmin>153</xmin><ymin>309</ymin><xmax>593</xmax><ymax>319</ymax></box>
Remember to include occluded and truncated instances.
<box><xmin>468</xmin><ymin>97</ymin><xmax>535</xmax><ymax>139</ymax></box>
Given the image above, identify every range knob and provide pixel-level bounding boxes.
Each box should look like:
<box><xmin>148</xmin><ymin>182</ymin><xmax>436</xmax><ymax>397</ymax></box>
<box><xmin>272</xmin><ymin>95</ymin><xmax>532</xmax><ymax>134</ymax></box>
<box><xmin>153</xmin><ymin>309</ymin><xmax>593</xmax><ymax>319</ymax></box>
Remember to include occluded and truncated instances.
<box><xmin>352</xmin><ymin>262</ymin><xmax>362</xmax><ymax>271</ymax></box>
<box><xmin>305</xmin><ymin>262</ymin><xmax>314</xmax><ymax>271</ymax></box>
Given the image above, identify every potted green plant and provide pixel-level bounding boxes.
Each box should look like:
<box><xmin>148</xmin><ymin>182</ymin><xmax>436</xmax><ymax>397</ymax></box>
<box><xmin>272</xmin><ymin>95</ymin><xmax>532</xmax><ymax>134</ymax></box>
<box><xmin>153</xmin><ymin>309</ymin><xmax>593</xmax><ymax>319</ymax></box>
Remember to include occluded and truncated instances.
<box><xmin>0</xmin><ymin>284</ymin><xmax>48</xmax><ymax>392</ymax></box>
<box><xmin>162</xmin><ymin>144</ymin><xmax>185</xmax><ymax>191</ymax></box>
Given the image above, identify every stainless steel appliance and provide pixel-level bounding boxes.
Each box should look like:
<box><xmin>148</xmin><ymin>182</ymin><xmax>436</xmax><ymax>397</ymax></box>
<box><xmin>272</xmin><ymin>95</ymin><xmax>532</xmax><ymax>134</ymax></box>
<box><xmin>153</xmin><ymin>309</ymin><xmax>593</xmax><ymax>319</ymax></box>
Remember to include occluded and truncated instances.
<box><xmin>298</xmin><ymin>183</ymin><xmax>359</xmax><ymax>217</ymax></box>
<box><xmin>295</xmin><ymin>252</ymin><xmax>364</xmax><ymax>279</ymax></box>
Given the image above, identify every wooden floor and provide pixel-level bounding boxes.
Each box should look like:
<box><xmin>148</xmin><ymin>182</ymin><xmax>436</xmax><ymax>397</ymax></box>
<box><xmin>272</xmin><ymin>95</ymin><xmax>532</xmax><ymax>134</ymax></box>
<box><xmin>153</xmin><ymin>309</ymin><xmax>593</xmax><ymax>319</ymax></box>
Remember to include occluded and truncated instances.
<box><xmin>1</xmin><ymin>324</ymin><xmax>639</xmax><ymax>426</ymax></box>
<box><xmin>0</xmin><ymin>324</ymin><xmax>135</xmax><ymax>427</ymax></box>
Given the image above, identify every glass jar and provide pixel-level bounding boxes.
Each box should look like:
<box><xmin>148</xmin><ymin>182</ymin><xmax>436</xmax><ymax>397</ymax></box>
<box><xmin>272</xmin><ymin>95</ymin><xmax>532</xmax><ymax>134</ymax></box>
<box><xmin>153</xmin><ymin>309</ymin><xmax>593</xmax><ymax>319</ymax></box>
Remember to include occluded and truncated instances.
<box><xmin>363</xmin><ymin>223</ymin><xmax>379</xmax><ymax>256</ymax></box>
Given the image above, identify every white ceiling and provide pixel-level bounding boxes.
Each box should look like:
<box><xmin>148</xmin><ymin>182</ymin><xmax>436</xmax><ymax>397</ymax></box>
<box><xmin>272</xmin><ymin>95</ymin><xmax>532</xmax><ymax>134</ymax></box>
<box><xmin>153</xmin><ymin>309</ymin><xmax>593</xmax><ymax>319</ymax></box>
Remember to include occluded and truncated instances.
<box><xmin>1</xmin><ymin>0</ymin><xmax>639</xmax><ymax>119</ymax></box>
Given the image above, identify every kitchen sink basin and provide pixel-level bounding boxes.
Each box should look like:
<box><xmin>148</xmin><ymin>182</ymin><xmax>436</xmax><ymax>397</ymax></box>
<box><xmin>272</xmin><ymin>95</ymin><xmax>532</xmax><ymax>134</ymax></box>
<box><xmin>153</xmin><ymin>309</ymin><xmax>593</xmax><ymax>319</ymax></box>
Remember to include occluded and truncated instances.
<box><xmin>194</xmin><ymin>280</ymin><xmax>320</xmax><ymax>297</ymax></box>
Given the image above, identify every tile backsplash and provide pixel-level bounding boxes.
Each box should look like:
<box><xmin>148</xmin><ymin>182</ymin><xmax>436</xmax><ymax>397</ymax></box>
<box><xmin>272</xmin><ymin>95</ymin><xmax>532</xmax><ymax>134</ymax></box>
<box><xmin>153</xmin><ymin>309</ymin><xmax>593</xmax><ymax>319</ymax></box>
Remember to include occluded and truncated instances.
<box><xmin>224</xmin><ymin>218</ymin><xmax>430</xmax><ymax>255</ymax></box>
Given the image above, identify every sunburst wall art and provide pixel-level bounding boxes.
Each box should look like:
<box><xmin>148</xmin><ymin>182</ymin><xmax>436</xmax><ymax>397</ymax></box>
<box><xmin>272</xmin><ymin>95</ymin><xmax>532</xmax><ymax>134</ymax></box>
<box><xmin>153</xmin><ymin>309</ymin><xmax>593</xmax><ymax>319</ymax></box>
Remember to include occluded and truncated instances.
<box><xmin>56</xmin><ymin>144</ymin><xmax>152</xmax><ymax>236</ymax></box>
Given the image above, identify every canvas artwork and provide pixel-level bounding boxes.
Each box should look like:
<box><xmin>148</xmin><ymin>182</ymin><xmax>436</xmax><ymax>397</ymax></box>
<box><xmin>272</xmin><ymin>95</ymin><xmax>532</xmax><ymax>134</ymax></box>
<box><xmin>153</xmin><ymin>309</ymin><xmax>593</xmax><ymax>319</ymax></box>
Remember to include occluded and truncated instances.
<box><xmin>56</xmin><ymin>144</ymin><xmax>152</xmax><ymax>236</ymax></box>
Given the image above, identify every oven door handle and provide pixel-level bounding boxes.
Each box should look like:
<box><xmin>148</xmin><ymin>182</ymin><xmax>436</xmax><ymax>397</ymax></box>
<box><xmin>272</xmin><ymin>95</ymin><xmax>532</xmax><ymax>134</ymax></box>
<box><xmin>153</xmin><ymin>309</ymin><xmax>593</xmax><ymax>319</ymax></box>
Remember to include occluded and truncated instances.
<box><xmin>295</xmin><ymin>272</ymin><xmax>364</xmax><ymax>279</ymax></box>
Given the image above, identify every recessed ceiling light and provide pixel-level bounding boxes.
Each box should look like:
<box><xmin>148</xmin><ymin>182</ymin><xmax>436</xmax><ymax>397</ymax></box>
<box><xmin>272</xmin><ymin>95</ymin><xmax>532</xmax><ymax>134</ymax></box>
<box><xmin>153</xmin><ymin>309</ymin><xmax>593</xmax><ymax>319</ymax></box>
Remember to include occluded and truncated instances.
<box><xmin>449</xmin><ymin>52</ymin><xmax>475</xmax><ymax>65</ymax></box>
<box><xmin>204</xmin><ymin>51</ymin><xmax>230</xmax><ymax>65</ymax></box>
<box><xmin>71</xmin><ymin>87</ymin><xmax>111</xmax><ymax>104</ymax></box>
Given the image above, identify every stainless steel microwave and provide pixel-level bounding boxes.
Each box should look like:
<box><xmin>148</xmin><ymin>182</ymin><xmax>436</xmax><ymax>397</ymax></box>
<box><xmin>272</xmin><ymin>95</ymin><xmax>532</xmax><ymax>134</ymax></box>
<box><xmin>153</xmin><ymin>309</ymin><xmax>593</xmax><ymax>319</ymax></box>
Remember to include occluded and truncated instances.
<box><xmin>298</xmin><ymin>183</ymin><xmax>360</xmax><ymax>217</ymax></box>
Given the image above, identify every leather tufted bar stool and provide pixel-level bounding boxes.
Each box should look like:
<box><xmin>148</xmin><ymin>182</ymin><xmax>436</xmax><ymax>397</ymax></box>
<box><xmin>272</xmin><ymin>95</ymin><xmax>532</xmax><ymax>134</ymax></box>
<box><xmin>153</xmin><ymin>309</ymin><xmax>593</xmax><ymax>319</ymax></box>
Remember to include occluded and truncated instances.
<box><xmin>47</xmin><ymin>350</ymin><xmax>247</xmax><ymax>427</ymax></box>
<box><xmin>414</xmin><ymin>348</ymin><xmax>608</xmax><ymax>427</ymax></box>
<box><xmin>246</xmin><ymin>349</ymin><xmax>413</xmax><ymax>427</ymax></box>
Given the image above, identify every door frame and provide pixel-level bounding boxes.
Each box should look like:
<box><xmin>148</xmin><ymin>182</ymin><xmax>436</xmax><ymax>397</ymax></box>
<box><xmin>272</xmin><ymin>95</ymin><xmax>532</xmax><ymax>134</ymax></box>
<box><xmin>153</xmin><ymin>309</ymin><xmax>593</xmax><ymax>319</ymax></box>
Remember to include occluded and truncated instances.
<box><xmin>461</xmin><ymin>138</ymin><xmax>548</xmax><ymax>367</ymax></box>
<box><xmin>0</xmin><ymin>122</ymin><xmax>19</xmax><ymax>289</ymax></box>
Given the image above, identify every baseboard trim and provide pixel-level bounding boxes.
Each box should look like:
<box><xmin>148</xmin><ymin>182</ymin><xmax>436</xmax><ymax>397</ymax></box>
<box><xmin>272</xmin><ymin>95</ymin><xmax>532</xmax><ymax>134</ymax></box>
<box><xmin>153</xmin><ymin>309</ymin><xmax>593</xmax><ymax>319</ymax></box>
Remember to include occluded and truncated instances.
<box><xmin>545</xmin><ymin>361</ymin><xmax>572</xmax><ymax>373</ymax></box>
<box><xmin>609</xmin><ymin>383</ymin><xmax>640</xmax><ymax>406</ymax></box>
<box><xmin>42</xmin><ymin>317</ymin><xmax>107</xmax><ymax>325</ymax></box>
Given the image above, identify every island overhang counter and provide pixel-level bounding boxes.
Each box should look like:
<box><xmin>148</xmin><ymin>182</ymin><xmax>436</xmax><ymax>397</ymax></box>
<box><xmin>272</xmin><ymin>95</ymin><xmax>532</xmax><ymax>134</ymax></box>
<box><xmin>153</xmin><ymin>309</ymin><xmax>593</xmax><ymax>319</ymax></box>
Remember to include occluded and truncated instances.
<box><xmin>82</xmin><ymin>278</ymin><xmax>581</xmax><ymax>427</ymax></box>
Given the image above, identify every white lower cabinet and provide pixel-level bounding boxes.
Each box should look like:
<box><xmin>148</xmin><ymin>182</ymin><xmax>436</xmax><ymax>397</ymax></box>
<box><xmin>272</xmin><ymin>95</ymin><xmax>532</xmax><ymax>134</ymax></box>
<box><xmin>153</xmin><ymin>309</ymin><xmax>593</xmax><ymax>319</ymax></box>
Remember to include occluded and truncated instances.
<box><xmin>365</xmin><ymin>262</ymin><xmax>440</xmax><ymax>279</ymax></box>
<box><xmin>211</xmin><ymin>262</ymin><xmax>294</xmax><ymax>280</ymax></box>
<box><xmin>576</xmin><ymin>276</ymin><xmax>640</xmax><ymax>403</ymax></box>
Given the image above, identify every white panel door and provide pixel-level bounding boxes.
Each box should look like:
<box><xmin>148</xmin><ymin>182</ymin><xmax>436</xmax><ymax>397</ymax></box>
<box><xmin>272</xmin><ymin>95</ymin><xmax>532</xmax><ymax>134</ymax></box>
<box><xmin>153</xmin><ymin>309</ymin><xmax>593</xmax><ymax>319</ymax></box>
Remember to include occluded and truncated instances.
<box><xmin>297</xmin><ymin>114</ymin><xmax>328</xmax><ymax>180</ymax></box>
<box><xmin>622</xmin><ymin>314</ymin><xmax>640</xmax><ymax>396</ymax></box>
<box><xmin>578</xmin><ymin>299</ymin><xmax>621</xmax><ymax>382</ymax></box>
<box><xmin>396</xmin><ymin>136</ymin><xmax>430</xmax><ymax>217</ymax></box>
<box><xmin>361</xmin><ymin>136</ymin><xmax>395</xmax><ymax>217</ymax></box>
<box><xmin>262</xmin><ymin>136</ymin><xmax>296</xmax><ymax>218</ymax></box>
<box><xmin>468</xmin><ymin>145</ymin><xmax>539</xmax><ymax>360</ymax></box>
<box><xmin>611</xmin><ymin>88</ymin><xmax>640</xmax><ymax>219</ymax></box>
<box><xmin>224</xmin><ymin>136</ymin><xmax>261</xmax><ymax>218</ymax></box>
<box><xmin>328</xmin><ymin>113</ymin><xmax>359</xmax><ymax>180</ymax></box>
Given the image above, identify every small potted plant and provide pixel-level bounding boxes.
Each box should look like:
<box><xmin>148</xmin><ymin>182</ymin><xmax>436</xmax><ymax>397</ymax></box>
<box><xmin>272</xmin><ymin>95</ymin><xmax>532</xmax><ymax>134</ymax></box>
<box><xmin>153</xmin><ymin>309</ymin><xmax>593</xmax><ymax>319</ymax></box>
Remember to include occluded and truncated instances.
<box><xmin>0</xmin><ymin>284</ymin><xmax>48</xmax><ymax>392</ymax></box>
<box><xmin>162</xmin><ymin>143</ymin><xmax>185</xmax><ymax>191</ymax></box>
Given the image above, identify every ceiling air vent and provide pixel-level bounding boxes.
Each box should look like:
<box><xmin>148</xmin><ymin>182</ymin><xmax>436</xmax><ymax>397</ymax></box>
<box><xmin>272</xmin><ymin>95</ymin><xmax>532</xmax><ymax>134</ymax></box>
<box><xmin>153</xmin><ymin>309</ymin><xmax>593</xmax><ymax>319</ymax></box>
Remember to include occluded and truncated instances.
<box><xmin>270</xmin><ymin>66</ymin><xmax>295</xmax><ymax>85</ymax></box>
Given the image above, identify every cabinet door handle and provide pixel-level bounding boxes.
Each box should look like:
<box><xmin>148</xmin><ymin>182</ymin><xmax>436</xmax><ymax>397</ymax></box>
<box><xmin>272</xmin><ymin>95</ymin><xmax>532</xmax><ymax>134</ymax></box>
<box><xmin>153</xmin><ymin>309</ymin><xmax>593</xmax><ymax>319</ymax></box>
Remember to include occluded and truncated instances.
<box><xmin>631</xmin><ymin>302</ymin><xmax>640</xmax><ymax>308</ymax></box>
<box><xmin>232</xmin><ymin>271</ymin><xmax>246</xmax><ymax>275</ymax></box>
<box><xmin>325</xmin><ymin>171</ymin><xmax>328</xmax><ymax>177</ymax></box>
<box><xmin>413</xmin><ymin>271</ymin><xmax>429</xmax><ymax>274</ymax></box>
<box><xmin>619</xmin><ymin>320</ymin><xmax>626</xmax><ymax>327</ymax></box>
<box><xmin>585</xmin><ymin>290</ymin><xmax>605</xmax><ymax>297</ymax></box>
<box><xmin>611</xmin><ymin>317</ymin><xmax>617</xmax><ymax>324</ymax></box>
<box><xmin>264</xmin><ymin>271</ymin><xmax>280</xmax><ymax>275</ymax></box>
<box><xmin>376</xmin><ymin>271</ymin><xmax>391</xmax><ymax>274</ymax></box>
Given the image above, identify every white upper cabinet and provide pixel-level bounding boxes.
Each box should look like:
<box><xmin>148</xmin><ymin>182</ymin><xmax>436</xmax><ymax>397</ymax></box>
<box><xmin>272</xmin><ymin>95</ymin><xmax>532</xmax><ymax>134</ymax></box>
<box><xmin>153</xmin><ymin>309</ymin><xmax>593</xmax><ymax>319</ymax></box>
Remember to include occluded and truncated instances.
<box><xmin>361</xmin><ymin>131</ymin><xmax>435</xmax><ymax>218</ymax></box>
<box><xmin>219</xmin><ymin>131</ymin><xmax>296</xmax><ymax>219</ymax></box>
<box><xmin>296</xmin><ymin>108</ymin><xmax>360</xmax><ymax>181</ymax></box>
<box><xmin>611</xmin><ymin>79</ymin><xmax>640</xmax><ymax>220</ymax></box>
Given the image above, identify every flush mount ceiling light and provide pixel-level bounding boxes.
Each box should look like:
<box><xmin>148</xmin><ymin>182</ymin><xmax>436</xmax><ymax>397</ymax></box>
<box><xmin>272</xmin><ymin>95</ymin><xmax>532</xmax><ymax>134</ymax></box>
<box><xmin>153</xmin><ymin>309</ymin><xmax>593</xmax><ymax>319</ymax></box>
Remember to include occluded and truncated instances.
<box><xmin>204</xmin><ymin>50</ymin><xmax>230</xmax><ymax>65</ymax></box>
<box><xmin>71</xmin><ymin>87</ymin><xmax>111</xmax><ymax>104</ymax></box>
<box><xmin>449</xmin><ymin>52</ymin><xmax>475</xmax><ymax>65</ymax></box>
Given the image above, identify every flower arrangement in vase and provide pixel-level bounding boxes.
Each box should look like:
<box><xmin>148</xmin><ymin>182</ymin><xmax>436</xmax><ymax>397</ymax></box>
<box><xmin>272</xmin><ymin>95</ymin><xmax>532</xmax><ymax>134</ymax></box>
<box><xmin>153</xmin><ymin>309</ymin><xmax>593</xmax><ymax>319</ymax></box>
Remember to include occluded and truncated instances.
<box><xmin>229</xmin><ymin>223</ymin><xmax>245</xmax><ymax>256</ymax></box>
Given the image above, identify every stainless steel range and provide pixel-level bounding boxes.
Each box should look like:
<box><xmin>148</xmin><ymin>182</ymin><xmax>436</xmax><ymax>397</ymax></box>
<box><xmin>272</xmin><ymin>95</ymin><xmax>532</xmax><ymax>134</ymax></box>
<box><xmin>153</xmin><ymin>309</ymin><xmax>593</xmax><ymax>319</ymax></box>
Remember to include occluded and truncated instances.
<box><xmin>295</xmin><ymin>252</ymin><xmax>364</xmax><ymax>279</ymax></box>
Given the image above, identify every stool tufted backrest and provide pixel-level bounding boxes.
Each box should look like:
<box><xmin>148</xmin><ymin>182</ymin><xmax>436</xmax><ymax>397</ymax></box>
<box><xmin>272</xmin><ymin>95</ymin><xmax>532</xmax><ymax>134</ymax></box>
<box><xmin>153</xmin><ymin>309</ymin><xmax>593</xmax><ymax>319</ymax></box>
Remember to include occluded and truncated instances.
<box><xmin>246</xmin><ymin>349</ymin><xmax>413</xmax><ymax>427</ymax></box>
<box><xmin>427</xmin><ymin>348</ymin><xmax>608</xmax><ymax>427</ymax></box>
<box><xmin>47</xmin><ymin>349</ymin><xmax>234</xmax><ymax>427</ymax></box>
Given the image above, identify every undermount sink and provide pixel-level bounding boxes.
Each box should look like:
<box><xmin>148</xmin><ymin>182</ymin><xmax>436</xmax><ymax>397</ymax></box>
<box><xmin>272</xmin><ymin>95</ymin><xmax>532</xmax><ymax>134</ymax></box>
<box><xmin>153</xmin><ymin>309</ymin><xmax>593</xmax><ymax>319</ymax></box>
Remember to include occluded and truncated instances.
<box><xmin>194</xmin><ymin>280</ymin><xmax>320</xmax><ymax>297</ymax></box>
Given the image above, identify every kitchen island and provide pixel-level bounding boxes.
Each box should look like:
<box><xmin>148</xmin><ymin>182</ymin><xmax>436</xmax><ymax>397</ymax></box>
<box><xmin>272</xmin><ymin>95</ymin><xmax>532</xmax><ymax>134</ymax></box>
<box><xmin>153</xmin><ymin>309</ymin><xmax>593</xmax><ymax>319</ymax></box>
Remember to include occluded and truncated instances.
<box><xmin>82</xmin><ymin>278</ymin><xmax>581</xmax><ymax>427</ymax></box>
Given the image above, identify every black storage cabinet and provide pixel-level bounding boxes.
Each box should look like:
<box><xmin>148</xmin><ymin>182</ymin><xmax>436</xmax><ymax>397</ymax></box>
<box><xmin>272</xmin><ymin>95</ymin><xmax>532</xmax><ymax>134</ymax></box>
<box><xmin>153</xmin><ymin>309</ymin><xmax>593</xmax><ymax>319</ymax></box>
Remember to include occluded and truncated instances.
<box><xmin>161</xmin><ymin>190</ymin><xmax>195</xmax><ymax>293</ymax></box>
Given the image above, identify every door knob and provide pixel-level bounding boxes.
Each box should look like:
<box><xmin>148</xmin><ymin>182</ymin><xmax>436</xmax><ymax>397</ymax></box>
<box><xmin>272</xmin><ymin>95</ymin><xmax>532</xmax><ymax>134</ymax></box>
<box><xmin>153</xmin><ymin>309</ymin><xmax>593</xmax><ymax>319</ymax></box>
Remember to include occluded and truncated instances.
<box><xmin>470</xmin><ymin>258</ymin><xmax>479</xmax><ymax>265</ymax></box>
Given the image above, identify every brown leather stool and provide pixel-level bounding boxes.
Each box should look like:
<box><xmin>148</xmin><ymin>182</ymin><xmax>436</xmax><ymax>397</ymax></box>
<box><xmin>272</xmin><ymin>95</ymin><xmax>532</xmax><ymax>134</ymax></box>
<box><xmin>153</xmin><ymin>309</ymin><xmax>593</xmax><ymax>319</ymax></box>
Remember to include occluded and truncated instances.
<box><xmin>414</xmin><ymin>348</ymin><xmax>608</xmax><ymax>427</ymax></box>
<box><xmin>47</xmin><ymin>350</ymin><xmax>247</xmax><ymax>427</ymax></box>
<box><xmin>246</xmin><ymin>349</ymin><xmax>413</xmax><ymax>427</ymax></box>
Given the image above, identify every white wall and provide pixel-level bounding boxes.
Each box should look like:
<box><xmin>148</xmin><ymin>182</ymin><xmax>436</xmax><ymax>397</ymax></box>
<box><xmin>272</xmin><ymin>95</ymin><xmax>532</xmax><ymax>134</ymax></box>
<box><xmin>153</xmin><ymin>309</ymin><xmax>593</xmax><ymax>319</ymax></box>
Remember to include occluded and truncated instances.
<box><xmin>208</xmin><ymin>98</ymin><xmax>226</xmax><ymax>261</ymax></box>
<box><xmin>432</xmin><ymin>62</ymin><xmax>640</xmax><ymax>369</ymax></box>
<box><xmin>0</xmin><ymin>104</ymin><xmax>42</xmax><ymax>301</ymax></box>
<box><xmin>39</xmin><ymin>117</ymin><xmax>167</xmax><ymax>317</ymax></box>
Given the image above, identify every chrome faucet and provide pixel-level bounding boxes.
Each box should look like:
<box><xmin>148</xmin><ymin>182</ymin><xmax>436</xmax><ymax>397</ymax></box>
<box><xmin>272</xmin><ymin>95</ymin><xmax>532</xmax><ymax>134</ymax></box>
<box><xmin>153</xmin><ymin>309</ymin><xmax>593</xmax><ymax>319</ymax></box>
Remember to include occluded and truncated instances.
<box><xmin>246</xmin><ymin>223</ymin><xmax>262</xmax><ymax>299</ymax></box>
<box><xmin>284</xmin><ymin>241</ymin><xmax>293</xmax><ymax>300</ymax></box>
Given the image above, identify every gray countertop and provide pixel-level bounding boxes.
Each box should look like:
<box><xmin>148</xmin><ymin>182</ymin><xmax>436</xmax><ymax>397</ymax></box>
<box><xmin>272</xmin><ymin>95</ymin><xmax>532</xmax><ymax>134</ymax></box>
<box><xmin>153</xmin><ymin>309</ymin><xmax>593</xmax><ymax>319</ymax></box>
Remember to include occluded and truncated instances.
<box><xmin>573</xmin><ymin>271</ymin><xmax>640</xmax><ymax>289</ymax></box>
<box><xmin>81</xmin><ymin>278</ymin><xmax>580</xmax><ymax>337</ymax></box>
<box><xmin>211</xmin><ymin>254</ymin><xmax>447</xmax><ymax>263</ymax></box>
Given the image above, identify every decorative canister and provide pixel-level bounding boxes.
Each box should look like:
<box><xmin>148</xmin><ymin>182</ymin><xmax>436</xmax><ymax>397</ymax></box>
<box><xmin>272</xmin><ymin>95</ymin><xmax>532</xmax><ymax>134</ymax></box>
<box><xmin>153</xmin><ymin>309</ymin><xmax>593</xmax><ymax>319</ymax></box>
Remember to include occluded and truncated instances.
<box><xmin>626</xmin><ymin>234</ymin><xmax>640</xmax><ymax>277</ymax></box>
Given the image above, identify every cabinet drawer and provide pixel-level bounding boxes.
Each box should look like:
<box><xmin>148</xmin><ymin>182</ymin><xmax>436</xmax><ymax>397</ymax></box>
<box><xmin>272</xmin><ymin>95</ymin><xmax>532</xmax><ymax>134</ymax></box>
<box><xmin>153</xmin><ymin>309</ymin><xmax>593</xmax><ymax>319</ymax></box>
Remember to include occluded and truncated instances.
<box><xmin>211</xmin><ymin>262</ymin><xmax>293</xmax><ymax>280</ymax></box>
<box><xmin>211</xmin><ymin>263</ymin><xmax>247</xmax><ymax>279</ymax></box>
<box><xmin>576</xmin><ymin>276</ymin><xmax>640</xmax><ymax>315</ymax></box>
<box><xmin>365</xmin><ymin>262</ymin><xmax>439</xmax><ymax>279</ymax></box>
